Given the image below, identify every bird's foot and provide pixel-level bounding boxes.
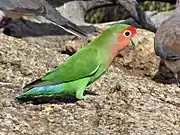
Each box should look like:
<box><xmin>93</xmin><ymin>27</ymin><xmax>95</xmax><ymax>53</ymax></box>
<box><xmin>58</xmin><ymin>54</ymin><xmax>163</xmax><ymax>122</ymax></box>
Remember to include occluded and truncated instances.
<box><xmin>84</xmin><ymin>89</ymin><xmax>99</xmax><ymax>96</ymax></box>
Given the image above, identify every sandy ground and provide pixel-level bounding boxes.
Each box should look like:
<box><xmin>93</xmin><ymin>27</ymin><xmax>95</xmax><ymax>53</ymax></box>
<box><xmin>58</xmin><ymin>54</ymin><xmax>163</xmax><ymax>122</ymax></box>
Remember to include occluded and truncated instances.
<box><xmin>0</xmin><ymin>29</ymin><xmax>180</xmax><ymax>135</ymax></box>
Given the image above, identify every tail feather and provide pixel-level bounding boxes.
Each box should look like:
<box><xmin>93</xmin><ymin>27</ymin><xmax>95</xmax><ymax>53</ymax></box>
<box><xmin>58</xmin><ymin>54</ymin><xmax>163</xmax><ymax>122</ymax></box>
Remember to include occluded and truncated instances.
<box><xmin>23</xmin><ymin>78</ymin><xmax>42</xmax><ymax>89</ymax></box>
<box><xmin>23</xmin><ymin>78</ymin><xmax>60</xmax><ymax>90</ymax></box>
<box><xmin>16</xmin><ymin>84</ymin><xmax>63</xmax><ymax>99</ymax></box>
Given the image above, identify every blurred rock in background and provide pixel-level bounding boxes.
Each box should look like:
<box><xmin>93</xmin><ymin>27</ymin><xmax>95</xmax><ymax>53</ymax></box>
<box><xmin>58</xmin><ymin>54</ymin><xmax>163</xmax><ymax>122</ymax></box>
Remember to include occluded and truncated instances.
<box><xmin>85</xmin><ymin>1</ymin><xmax>175</xmax><ymax>24</ymax></box>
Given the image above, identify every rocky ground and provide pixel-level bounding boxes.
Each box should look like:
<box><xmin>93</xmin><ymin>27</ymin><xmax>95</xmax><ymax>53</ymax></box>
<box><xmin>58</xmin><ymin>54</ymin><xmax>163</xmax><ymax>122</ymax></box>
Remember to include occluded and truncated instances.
<box><xmin>0</xmin><ymin>28</ymin><xmax>180</xmax><ymax>135</ymax></box>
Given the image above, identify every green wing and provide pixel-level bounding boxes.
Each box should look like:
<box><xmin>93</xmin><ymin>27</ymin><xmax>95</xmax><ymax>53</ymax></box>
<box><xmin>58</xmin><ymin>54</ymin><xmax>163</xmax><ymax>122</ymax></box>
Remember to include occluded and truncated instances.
<box><xmin>41</xmin><ymin>47</ymin><xmax>100</xmax><ymax>83</ymax></box>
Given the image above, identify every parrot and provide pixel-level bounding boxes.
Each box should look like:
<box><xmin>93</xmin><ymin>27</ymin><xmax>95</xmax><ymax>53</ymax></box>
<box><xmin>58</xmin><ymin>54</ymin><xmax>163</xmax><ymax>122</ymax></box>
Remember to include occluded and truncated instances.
<box><xmin>0</xmin><ymin>0</ymin><xmax>87</xmax><ymax>37</ymax></box>
<box><xmin>16</xmin><ymin>24</ymin><xmax>136</xmax><ymax>100</ymax></box>
<box><xmin>154</xmin><ymin>1</ymin><xmax>180</xmax><ymax>86</ymax></box>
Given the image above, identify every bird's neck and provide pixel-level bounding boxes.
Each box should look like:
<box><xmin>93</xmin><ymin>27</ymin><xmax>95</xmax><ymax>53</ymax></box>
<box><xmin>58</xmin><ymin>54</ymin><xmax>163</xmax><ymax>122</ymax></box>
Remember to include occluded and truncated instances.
<box><xmin>109</xmin><ymin>43</ymin><xmax>126</xmax><ymax>63</ymax></box>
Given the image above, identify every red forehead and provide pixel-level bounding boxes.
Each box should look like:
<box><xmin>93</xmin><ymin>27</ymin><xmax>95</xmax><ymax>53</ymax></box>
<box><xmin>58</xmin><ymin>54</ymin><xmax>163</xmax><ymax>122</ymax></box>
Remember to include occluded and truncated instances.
<box><xmin>126</xmin><ymin>25</ymin><xmax>136</xmax><ymax>36</ymax></box>
<box><xmin>119</xmin><ymin>25</ymin><xmax>136</xmax><ymax>36</ymax></box>
<box><xmin>117</xmin><ymin>25</ymin><xmax>136</xmax><ymax>39</ymax></box>
<box><xmin>111</xmin><ymin>25</ymin><xmax>136</xmax><ymax>55</ymax></box>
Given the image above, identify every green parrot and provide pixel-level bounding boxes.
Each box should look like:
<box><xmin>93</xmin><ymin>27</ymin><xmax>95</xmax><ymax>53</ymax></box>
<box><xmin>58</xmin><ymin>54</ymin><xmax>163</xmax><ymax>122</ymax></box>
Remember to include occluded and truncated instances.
<box><xmin>16</xmin><ymin>24</ymin><xmax>136</xmax><ymax>100</ymax></box>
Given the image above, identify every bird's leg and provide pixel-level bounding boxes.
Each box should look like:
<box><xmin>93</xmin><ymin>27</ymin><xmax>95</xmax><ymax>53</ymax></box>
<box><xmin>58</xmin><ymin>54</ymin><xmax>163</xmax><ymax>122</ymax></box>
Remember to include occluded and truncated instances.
<box><xmin>75</xmin><ymin>78</ymin><xmax>90</xmax><ymax>99</ymax></box>
<box><xmin>76</xmin><ymin>87</ymin><xmax>86</xmax><ymax>100</ymax></box>
<box><xmin>174</xmin><ymin>73</ymin><xmax>180</xmax><ymax>87</ymax></box>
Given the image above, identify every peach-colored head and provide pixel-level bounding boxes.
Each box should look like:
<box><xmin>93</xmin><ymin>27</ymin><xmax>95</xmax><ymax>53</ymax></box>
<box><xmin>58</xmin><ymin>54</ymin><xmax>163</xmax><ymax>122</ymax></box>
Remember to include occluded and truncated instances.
<box><xmin>110</xmin><ymin>24</ymin><xmax>136</xmax><ymax>55</ymax></box>
<box><xmin>87</xmin><ymin>24</ymin><xmax>136</xmax><ymax>58</ymax></box>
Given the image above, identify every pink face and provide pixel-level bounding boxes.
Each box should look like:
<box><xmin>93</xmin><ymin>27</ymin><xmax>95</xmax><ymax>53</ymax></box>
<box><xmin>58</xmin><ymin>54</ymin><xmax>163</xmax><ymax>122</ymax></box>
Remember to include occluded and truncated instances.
<box><xmin>112</xmin><ymin>25</ymin><xmax>136</xmax><ymax>54</ymax></box>
<box><xmin>117</xmin><ymin>25</ymin><xmax>136</xmax><ymax>46</ymax></box>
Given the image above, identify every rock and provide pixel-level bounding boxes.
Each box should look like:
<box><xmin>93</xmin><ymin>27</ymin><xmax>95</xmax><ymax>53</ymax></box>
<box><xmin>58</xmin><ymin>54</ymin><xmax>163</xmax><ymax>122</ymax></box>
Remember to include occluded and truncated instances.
<box><xmin>0</xmin><ymin>26</ymin><xmax>180</xmax><ymax>134</ymax></box>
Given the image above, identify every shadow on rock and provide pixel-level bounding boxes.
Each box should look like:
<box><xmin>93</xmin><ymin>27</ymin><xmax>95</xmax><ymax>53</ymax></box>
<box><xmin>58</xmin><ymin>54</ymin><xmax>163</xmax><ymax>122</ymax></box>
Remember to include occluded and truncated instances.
<box><xmin>16</xmin><ymin>90</ymin><xmax>98</xmax><ymax>105</ymax></box>
<box><xmin>4</xmin><ymin>19</ymin><xmax>95</xmax><ymax>38</ymax></box>
<box><xmin>152</xmin><ymin>59</ymin><xmax>176</xmax><ymax>84</ymax></box>
<box><xmin>16</xmin><ymin>95</ymin><xmax>78</xmax><ymax>105</ymax></box>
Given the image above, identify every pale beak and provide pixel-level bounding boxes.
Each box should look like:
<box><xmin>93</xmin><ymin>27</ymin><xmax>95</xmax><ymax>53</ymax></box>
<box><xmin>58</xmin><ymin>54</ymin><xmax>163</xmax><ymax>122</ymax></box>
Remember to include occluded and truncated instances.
<box><xmin>130</xmin><ymin>35</ymin><xmax>138</xmax><ymax>49</ymax></box>
<box><xmin>130</xmin><ymin>39</ymin><xmax>136</xmax><ymax>48</ymax></box>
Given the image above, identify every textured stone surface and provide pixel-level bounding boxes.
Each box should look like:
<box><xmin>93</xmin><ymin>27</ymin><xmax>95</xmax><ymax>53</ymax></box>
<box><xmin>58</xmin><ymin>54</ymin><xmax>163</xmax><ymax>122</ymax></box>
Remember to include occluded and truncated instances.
<box><xmin>0</xmin><ymin>28</ymin><xmax>180</xmax><ymax>134</ymax></box>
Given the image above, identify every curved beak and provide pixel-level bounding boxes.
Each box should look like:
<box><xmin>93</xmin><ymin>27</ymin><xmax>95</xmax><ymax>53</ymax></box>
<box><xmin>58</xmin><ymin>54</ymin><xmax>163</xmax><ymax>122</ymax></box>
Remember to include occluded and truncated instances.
<box><xmin>130</xmin><ymin>39</ymin><xmax>136</xmax><ymax>48</ymax></box>
<box><xmin>130</xmin><ymin>34</ymin><xmax>138</xmax><ymax>49</ymax></box>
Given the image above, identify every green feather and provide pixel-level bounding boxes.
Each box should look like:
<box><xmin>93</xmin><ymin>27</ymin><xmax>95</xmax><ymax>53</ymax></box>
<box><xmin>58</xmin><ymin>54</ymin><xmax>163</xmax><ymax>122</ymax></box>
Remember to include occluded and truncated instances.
<box><xmin>42</xmin><ymin>48</ymin><xmax>100</xmax><ymax>83</ymax></box>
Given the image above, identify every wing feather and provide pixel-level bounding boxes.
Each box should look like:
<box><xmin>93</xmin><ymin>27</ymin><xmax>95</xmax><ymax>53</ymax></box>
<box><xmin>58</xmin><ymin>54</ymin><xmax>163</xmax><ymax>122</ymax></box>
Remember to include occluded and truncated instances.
<box><xmin>42</xmin><ymin>47</ymin><xmax>100</xmax><ymax>83</ymax></box>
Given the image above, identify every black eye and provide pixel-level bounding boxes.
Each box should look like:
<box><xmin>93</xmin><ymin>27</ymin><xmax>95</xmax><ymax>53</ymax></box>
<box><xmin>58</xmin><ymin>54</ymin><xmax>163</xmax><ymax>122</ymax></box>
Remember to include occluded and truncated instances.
<box><xmin>123</xmin><ymin>30</ymin><xmax>131</xmax><ymax>37</ymax></box>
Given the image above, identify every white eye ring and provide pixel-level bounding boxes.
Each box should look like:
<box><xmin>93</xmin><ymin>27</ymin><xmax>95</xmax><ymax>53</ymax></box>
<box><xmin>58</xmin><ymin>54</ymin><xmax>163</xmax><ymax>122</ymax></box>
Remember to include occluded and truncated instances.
<box><xmin>123</xmin><ymin>30</ymin><xmax>132</xmax><ymax>37</ymax></box>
